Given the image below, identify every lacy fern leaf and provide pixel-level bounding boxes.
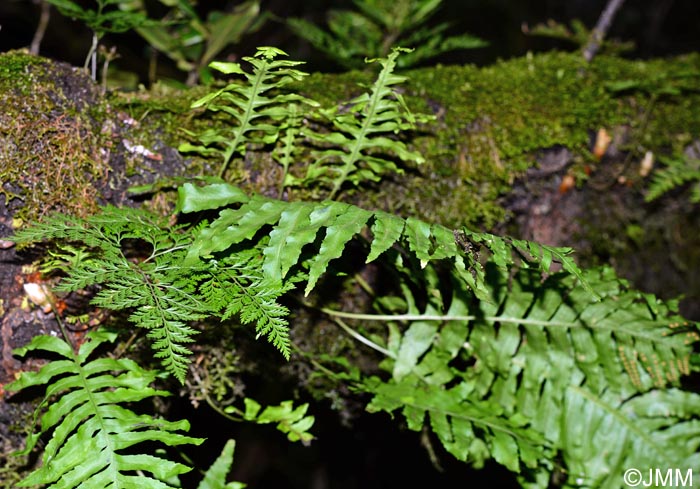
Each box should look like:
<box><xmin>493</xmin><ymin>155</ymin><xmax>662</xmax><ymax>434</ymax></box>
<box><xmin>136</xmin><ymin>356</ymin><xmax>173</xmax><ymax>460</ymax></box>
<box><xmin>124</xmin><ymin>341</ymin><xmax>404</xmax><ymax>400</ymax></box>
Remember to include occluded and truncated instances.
<box><xmin>13</xmin><ymin>206</ymin><xmax>208</xmax><ymax>383</ymax></box>
<box><xmin>11</xmin><ymin>205</ymin><xmax>292</xmax><ymax>380</ymax></box>
<box><xmin>5</xmin><ymin>330</ymin><xmax>203</xmax><ymax>488</ymax></box>
<box><xmin>200</xmin><ymin>248</ymin><xmax>295</xmax><ymax>359</ymax></box>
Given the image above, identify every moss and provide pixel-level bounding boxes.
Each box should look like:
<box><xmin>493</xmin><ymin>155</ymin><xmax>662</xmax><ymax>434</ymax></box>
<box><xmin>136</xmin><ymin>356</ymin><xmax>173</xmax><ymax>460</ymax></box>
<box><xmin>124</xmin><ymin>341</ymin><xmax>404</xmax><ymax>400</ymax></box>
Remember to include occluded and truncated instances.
<box><xmin>284</xmin><ymin>52</ymin><xmax>700</xmax><ymax>228</ymax></box>
<box><xmin>0</xmin><ymin>50</ymin><xmax>109</xmax><ymax>222</ymax></box>
<box><xmin>11</xmin><ymin>48</ymin><xmax>696</xmax><ymax>231</ymax></box>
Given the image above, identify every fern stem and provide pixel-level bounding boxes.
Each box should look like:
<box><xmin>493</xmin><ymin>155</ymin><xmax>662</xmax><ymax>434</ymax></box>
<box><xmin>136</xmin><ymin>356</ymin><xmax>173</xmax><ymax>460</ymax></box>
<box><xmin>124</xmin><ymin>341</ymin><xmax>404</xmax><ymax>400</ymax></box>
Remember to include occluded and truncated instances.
<box><xmin>331</xmin><ymin>317</ymin><xmax>396</xmax><ymax>358</ymax></box>
<box><xmin>321</xmin><ymin>308</ymin><xmax>577</xmax><ymax>328</ymax></box>
<box><xmin>203</xmin><ymin>391</ymin><xmax>244</xmax><ymax>423</ymax></box>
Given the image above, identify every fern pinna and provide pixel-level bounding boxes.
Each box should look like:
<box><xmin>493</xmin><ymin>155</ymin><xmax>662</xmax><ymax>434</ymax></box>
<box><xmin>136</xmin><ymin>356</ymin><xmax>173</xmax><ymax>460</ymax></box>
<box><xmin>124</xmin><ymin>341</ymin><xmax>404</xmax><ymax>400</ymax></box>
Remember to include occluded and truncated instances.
<box><xmin>5</xmin><ymin>330</ymin><xmax>203</xmax><ymax>488</ymax></box>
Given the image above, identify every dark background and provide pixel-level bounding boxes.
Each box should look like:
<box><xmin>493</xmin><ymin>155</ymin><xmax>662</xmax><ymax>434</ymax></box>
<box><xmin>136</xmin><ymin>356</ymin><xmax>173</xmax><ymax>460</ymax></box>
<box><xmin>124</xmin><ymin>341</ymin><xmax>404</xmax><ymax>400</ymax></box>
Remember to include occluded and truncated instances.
<box><xmin>1</xmin><ymin>0</ymin><xmax>699</xmax><ymax>81</ymax></box>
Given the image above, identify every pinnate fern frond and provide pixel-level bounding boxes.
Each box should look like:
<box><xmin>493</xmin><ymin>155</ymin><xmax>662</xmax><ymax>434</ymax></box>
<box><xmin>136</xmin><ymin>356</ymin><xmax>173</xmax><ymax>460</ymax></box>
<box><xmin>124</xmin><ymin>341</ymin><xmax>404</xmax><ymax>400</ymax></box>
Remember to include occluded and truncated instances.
<box><xmin>179</xmin><ymin>182</ymin><xmax>589</xmax><ymax>300</ymax></box>
<box><xmin>645</xmin><ymin>154</ymin><xmax>700</xmax><ymax>203</ymax></box>
<box><xmin>179</xmin><ymin>46</ymin><xmax>317</xmax><ymax>178</ymax></box>
<box><xmin>342</xmin><ymin>263</ymin><xmax>699</xmax><ymax>481</ymax></box>
<box><xmin>5</xmin><ymin>330</ymin><xmax>203</xmax><ymax>488</ymax></box>
<box><xmin>298</xmin><ymin>47</ymin><xmax>428</xmax><ymax>199</ymax></box>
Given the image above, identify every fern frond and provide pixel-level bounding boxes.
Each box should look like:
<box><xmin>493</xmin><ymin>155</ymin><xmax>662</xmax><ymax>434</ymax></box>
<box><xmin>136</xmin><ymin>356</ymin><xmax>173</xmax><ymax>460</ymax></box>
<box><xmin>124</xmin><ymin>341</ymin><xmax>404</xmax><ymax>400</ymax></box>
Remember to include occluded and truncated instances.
<box><xmin>5</xmin><ymin>330</ymin><xmax>203</xmax><ymax>488</ymax></box>
<box><xmin>202</xmin><ymin>250</ymin><xmax>294</xmax><ymax>359</ymax></box>
<box><xmin>179</xmin><ymin>182</ymin><xmax>589</xmax><ymax>300</ymax></box>
<box><xmin>300</xmin><ymin>47</ymin><xmax>428</xmax><ymax>199</ymax></box>
<box><xmin>343</xmin><ymin>263</ymin><xmax>699</xmax><ymax>480</ymax></box>
<box><xmin>646</xmin><ymin>154</ymin><xmax>700</xmax><ymax>203</ymax></box>
<box><xmin>12</xmin><ymin>206</ymin><xmax>211</xmax><ymax>382</ymax></box>
<box><xmin>178</xmin><ymin>46</ymin><xmax>317</xmax><ymax>178</ymax></box>
<box><xmin>14</xmin><ymin>203</ymin><xmax>298</xmax><ymax>374</ymax></box>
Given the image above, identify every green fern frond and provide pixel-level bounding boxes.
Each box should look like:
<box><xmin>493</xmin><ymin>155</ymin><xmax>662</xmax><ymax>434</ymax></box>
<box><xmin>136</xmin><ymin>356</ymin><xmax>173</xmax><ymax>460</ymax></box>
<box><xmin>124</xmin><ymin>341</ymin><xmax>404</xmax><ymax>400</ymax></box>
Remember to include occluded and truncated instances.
<box><xmin>287</xmin><ymin>0</ymin><xmax>486</xmax><ymax>70</ymax></box>
<box><xmin>5</xmin><ymin>330</ymin><xmax>204</xmax><ymax>488</ymax></box>
<box><xmin>645</xmin><ymin>154</ymin><xmax>700</xmax><ymax>203</ymax></box>
<box><xmin>14</xmin><ymin>206</ymin><xmax>210</xmax><ymax>383</ymax></box>
<box><xmin>178</xmin><ymin>46</ymin><xmax>317</xmax><ymax>178</ymax></box>
<box><xmin>558</xmin><ymin>386</ymin><xmax>700</xmax><ymax>488</ymax></box>
<box><xmin>340</xmin><ymin>263</ymin><xmax>698</xmax><ymax>481</ymax></box>
<box><xmin>299</xmin><ymin>47</ymin><xmax>428</xmax><ymax>199</ymax></box>
<box><xmin>197</xmin><ymin>439</ymin><xmax>245</xmax><ymax>489</ymax></box>
<box><xmin>12</xmin><ymin>205</ymin><xmax>295</xmax><ymax>379</ymax></box>
<box><xmin>179</xmin><ymin>182</ymin><xmax>589</xmax><ymax>301</ymax></box>
<box><xmin>202</xmin><ymin>250</ymin><xmax>294</xmax><ymax>359</ymax></box>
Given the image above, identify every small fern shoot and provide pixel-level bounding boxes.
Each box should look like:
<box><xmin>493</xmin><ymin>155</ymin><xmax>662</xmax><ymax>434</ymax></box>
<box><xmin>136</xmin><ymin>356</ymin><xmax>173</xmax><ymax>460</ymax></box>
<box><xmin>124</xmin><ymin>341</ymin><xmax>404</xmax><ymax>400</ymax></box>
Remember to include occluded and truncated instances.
<box><xmin>298</xmin><ymin>47</ymin><xmax>429</xmax><ymax>199</ymax></box>
<box><xmin>179</xmin><ymin>46</ymin><xmax>318</xmax><ymax>178</ymax></box>
<box><xmin>645</xmin><ymin>153</ymin><xmax>700</xmax><ymax>203</ymax></box>
<box><xmin>6</xmin><ymin>330</ymin><xmax>203</xmax><ymax>488</ymax></box>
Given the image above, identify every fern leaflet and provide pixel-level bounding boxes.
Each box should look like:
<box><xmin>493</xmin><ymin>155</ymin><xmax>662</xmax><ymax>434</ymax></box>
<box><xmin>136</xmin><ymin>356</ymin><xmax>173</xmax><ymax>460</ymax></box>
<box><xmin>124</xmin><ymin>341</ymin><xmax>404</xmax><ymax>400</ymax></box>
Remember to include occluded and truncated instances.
<box><xmin>196</xmin><ymin>439</ymin><xmax>245</xmax><ymax>489</ymax></box>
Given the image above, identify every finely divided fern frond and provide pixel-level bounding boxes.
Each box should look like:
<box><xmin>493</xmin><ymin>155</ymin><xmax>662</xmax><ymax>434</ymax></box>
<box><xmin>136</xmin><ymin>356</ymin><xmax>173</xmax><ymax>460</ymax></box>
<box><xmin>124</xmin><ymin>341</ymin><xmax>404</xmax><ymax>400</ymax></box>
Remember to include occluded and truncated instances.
<box><xmin>11</xmin><ymin>205</ymin><xmax>292</xmax><ymax>381</ymax></box>
<box><xmin>199</xmin><ymin>247</ymin><xmax>295</xmax><ymax>359</ymax></box>
<box><xmin>13</xmin><ymin>206</ymin><xmax>207</xmax><ymax>383</ymax></box>
<box><xmin>5</xmin><ymin>330</ymin><xmax>203</xmax><ymax>488</ymax></box>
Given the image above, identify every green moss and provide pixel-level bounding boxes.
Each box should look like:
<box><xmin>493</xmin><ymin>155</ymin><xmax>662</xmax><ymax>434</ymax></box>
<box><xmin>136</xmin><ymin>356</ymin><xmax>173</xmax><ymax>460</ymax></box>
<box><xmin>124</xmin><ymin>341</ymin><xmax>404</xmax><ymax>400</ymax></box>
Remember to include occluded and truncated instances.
<box><xmin>39</xmin><ymin>49</ymin><xmax>698</xmax><ymax>231</ymax></box>
<box><xmin>0</xmin><ymin>50</ymin><xmax>110</xmax><ymax>221</ymax></box>
<box><xmin>373</xmin><ymin>51</ymin><xmax>700</xmax><ymax>227</ymax></box>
